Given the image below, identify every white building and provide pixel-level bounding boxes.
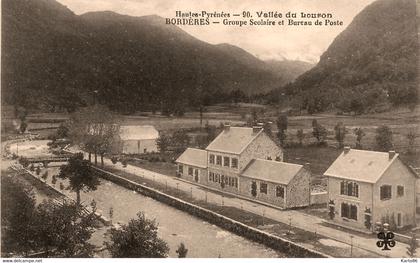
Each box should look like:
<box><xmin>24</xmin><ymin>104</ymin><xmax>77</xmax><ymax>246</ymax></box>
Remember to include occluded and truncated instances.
<box><xmin>115</xmin><ymin>125</ymin><xmax>159</xmax><ymax>154</ymax></box>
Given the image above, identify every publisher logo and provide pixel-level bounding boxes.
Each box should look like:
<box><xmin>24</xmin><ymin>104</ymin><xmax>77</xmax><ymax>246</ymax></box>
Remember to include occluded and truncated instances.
<box><xmin>376</xmin><ymin>231</ymin><xmax>396</xmax><ymax>251</ymax></box>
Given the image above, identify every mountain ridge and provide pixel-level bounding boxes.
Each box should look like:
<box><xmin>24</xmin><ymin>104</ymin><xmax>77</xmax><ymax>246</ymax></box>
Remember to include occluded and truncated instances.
<box><xmin>2</xmin><ymin>0</ymin><xmax>311</xmax><ymax>114</ymax></box>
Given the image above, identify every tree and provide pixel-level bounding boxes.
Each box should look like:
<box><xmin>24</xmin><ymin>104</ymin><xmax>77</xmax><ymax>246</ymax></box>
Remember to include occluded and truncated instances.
<box><xmin>263</xmin><ymin>122</ymin><xmax>272</xmax><ymax>137</ymax></box>
<box><xmin>277</xmin><ymin>114</ymin><xmax>288</xmax><ymax>145</ymax></box>
<box><xmin>19</xmin><ymin>121</ymin><xmax>28</xmax><ymax>134</ymax></box>
<box><xmin>407</xmin><ymin>233</ymin><xmax>418</xmax><ymax>257</ymax></box>
<box><xmin>58</xmin><ymin>153</ymin><xmax>100</xmax><ymax>206</ymax></box>
<box><xmin>296</xmin><ymin>129</ymin><xmax>304</xmax><ymax>146</ymax></box>
<box><xmin>375</xmin><ymin>125</ymin><xmax>393</xmax><ymax>152</ymax></box>
<box><xmin>156</xmin><ymin>134</ymin><xmax>170</xmax><ymax>153</ymax></box>
<box><xmin>1</xmin><ymin>175</ymin><xmax>37</xmax><ymax>256</ymax></box>
<box><xmin>18</xmin><ymin>157</ymin><xmax>29</xmax><ymax>168</ymax></box>
<box><xmin>406</xmin><ymin>130</ymin><xmax>417</xmax><ymax>154</ymax></box>
<box><xmin>105</xmin><ymin>212</ymin><xmax>169</xmax><ymax>258</ymax></box>
<box><xmin>251</xmin><ymin>181</ymin><xmax>257</xmax><ymax>197</ymax></box>
<box><xmin>205</xmin><ymin>124</ymin><xmax>217</xmax><ymax>143</ymax></box>
<box><xmin>251</xmin><ymin>109</ymin><xmax>258</xmax><ymax>125</ymax></box>
<box><xmin>277</xmin><ymin>113</ymin><xmax>288</xmax><ymax>131</ymax></box>
<box><xmin>68</xmin><ymin>105</ymin><xmax>119</xmax><ymax>165</ymax></box>
<box><xmin>334</xmin><ymin>122</ymin><xmax>347</xmax><ymax>148</ymax></box>
<box><xmin>176</xmin><ymin>242</ymin><xmax>188</xmax><ymax>258</ymax></box>
<box><xmin>312</xmin><ymin>120</ymin><xmax>327</xmax><ymax>145</ymax></box>
<box><xmin>354</xmin><ymin>128</ymin><xmax>366</xmax><ymax>149</ymax></box>
<box><xmin>172</xmin><ymin>130</ymin><xmax>190</xmax><ymax>152</ymax></box>
<box><xmin>34</xmin><ymin>200</ymin><xmax>96</xmax><ymax>257</ymax></box>
<box><xmin>56</xmin><ymin>123</ymin><xmax>70</xmax><ymax>139</ymax></box>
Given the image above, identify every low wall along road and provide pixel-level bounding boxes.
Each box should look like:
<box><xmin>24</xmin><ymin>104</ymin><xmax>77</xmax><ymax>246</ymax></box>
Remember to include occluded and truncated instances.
<box><xmin>92</xmin><ymin>166</ymin><xmax>329</xmax><ymax>258</ymax></box>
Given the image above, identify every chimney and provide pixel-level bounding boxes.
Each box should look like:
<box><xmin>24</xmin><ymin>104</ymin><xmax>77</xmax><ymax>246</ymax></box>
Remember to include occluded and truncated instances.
<box><xmin>388</xmin><ymin>150</ymin><xmax>396</xmax><ymax>160</ymax></box>
<box><xmin>343</xmin><ymin>146</ymin><xmax>350</xmax><ymax>154</ymax></box>
<box><xmin>224</xmin><ymin>123</ymin><xmax>230</xmax><ymax>132</ymax></box>
<box><xmin>252</xmin><ymin>125</ymin><xmax>263</xmax><ymax>134</ymax></box>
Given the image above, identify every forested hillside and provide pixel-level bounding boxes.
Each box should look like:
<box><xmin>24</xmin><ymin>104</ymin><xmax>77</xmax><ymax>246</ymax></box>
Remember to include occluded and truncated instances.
<box><xmin>282</xmin><ymin>0</ymin><xmax>418</xmax><ymax>114</ymax></box>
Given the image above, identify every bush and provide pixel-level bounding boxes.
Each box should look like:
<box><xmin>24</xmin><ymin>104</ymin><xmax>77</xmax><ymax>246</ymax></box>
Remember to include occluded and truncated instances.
<box><xmin>121</xmin><ymin>159</ymin><xmax>127</xmax><ymax>168</ymax></box>
<box><xmin>29</xmin><ymin>164</ymin><xmax>35</xmax><ymax>171</ymax></box>
<box><xmin>35</xmin><ymin>166</ymin><xmax>41</xmax><ymax>175</ymax></box>
<box><xmin>41</xmin><ymin>171</ymin><xmax>48</xmax><ymax>180</ymax></box>
<box><xmin>51</xmin><ymin>175</ymin><xmax>57</xmax><ymax>185</ymax></box>
<box><xmin>19</xmin><ymin>157</ymin><xmax>29</xmax><ymax>168</ymax></box>
<box><xmin>375</xmin><ymin>125</ymin><xmax>393</xmax><ymax>152</ymax></box>
<box><xmin>60</xmin><ymin>182</ymin><xmax>65</xmax><ymax>190</ymax></box>
<box><xmin>110</xmin><ymin>156</ymin><xmax>118</xmax><ymax>164</ymax></box>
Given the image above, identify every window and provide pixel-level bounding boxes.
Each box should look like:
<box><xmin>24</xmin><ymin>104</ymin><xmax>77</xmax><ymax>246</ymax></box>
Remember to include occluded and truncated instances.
<box><xmin>216</xmin><ymin>174</ymin><xmax>219</xmax><ymax>183</ymax></box>
<box><xmin>188</xmin><ymin>167</ymin><xmax>193</xmax><ymax>176</ymax></box>
<box><xmin>340</xmin><ymin>181</ymin><xmax>359</xmax><ymax>197</ymax></box>
<box><xmin>231</xmin><ymin>158</ymin><xmax>238</xmax><ymax>168</ymax></box>
<box><xmin>223</xmin><ymin>157</ymin><xmax>230</xmax><ymax>167</ymax></box>
<box><xmin>178</xmin><ymin>165</ymin><xmax>183</xmax><ymax>174</ymax></box>
<box><xmin>380</xmin><ymin>185</ymin><xmax>392</xmax><ymax>200</ymax></box>
<box><xmin>397</xmin><ymin>186</ymin><xmax>404</xmax><ymax>197</ymax></box>
<box><xmin>209</xmin><ymin>154</ymin><xmax>215</xmax><ymax>164</ymax></box>
<box><xmin>228</xmin><ymin>177</ymin><xmax>231</xmax><ymax>186</ymax></box>
<box><xmin>194</xmin><ymin>169</ymin><xmax>199</xmax><ymax>176</ymax></box>
<box><xmin>276</xmin><ymin>186</ymin><xmax>285</xmax><ymax>198</ymax></box>
<box><xmin>341</xmin><ymin>203</ymin><xmax>357</xmax><ymax>220</ymax></box>
<box><xmin>216</xmin><ymin>156</ymin><xmax>222</xmax><ymax>166</ymax></box>
<box><xmin>260</xmin><ymin>183</ymin><xmax>268</xmax><ymax>194</ymax></box>
<box><xmin>234</xmin><ymin>178</ymin><xmax>238</xmax><ymax>188</ymax></box>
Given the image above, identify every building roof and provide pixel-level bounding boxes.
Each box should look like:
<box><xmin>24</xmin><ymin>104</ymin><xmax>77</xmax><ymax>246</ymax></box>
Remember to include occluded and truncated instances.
<box><xmin>176</xmin><ymin>148</ymin><xmax>208</xmax><ymax>168</ymax></box>
<box><xmin>324</xmin><ymin>149</ymin><xmax>401</xmax><ymax>183</ymax></box>
<box><xmin>205</xmin><ymin>127</ymin><xmax>263</xmax><ymax>154</ymax></box>
<box><xmin>119</xmin><ymin>125</ymin><xmax>159</xmax><ymax>140</ymax></box>
<box><xmin>241</xmin><ymin>159</ymin><xmax>304</xmax><ymax>185</ymax></box>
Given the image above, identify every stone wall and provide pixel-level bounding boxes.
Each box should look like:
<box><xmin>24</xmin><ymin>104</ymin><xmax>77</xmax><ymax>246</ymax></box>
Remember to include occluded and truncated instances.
<box><xmin>239</xmin><ymin>133</ymin><xmax>283</xmax><ymax>172</ymax></box>
<box><xmin>286</xmin><ymin>168</ymin><xmax>311</xmax><ymax>208</ymax></box>
<box><xmin>239</xmin><ymin>176</ymin><xmax>286</xmax><ymax>208</ymax></box>
<box><xmin>93</xmin><ymin>166</ymin><xmax>328</xmax><ymax>258</ymax></box>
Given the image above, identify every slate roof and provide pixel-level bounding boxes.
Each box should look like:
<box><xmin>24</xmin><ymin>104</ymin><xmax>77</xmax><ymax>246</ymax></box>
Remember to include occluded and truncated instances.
<box><xmin>241</xmin><ymin>159</ymin><xmax>304</xmax><ymax>185</ymax></box>
<box><xmin>205</xmin><ymin>127</ymin><xmax>263</xmax><ymax>154</ymax></box>
<box><xmin>119</xmin><ymin>125</ymin><xmax>159</xmax><ymax>140</ymax></box>
<box><xmin>175</xmin><ymin>148</ymin><xmax>208</xmax><ymax>168</ymax></box>
<box><xmin>324</xmin><ymin>149</ymin><xmax>400</xmax><ymax>183</ymax></box>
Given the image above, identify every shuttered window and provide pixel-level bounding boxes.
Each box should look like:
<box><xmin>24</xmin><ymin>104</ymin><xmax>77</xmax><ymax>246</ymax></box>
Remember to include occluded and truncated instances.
<box><xmin>276</xmin><ymin>186</ymin><xmax>285</xmax><ymax>198</ymax></box>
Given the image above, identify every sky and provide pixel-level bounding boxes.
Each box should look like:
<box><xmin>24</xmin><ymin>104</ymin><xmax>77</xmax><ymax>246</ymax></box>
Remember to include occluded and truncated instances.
<box><xmin>56</xmin><ymin>0</ymin><xmax>377</xmax><ymax>63</ymax></box>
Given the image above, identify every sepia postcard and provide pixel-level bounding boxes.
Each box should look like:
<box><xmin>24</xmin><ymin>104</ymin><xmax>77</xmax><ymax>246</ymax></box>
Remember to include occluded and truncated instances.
<box><xmin>1</xmin><ymin>0</ymin><xmax>419</xmax><ymax>261</ymax></box>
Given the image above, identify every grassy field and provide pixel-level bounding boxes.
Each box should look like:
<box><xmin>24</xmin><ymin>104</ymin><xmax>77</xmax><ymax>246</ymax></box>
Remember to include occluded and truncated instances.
<box><xmin>17</xmin><ymin>104</ymin><xmax>420</xmax><ymax>171</ymax></box>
